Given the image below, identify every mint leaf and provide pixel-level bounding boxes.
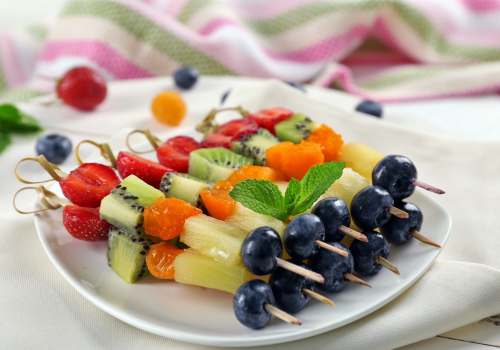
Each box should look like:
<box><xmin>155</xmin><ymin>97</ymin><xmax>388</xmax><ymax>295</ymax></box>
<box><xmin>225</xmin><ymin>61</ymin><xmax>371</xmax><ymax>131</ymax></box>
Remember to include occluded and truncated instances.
<box><xmin>11</xmin><ymin>110</ymin><xmax>42</xmax><ymax>133</ymax></box>
<box><xmin>291</xmin><ymin>162</ymin><xmax>345</xmax><ymax>215</ymax></box>
<box><xmin>284</xmin><ymin>178</ymin><xmax>300</xmax><ymax>212</ymax></box>
<box><xmin>0</xmin><ymin>132</ymin><xmax>11</xmax><ymax>154</ymax></box>
<box><xmin>229</xmin><ymin>180</ymin><xmax>288</xmax><ymax>221</ymax></box>
<box><xmin>0</xmin><ymin>103</ymin><xmax>42</xmax><ymax>133</ymax></box>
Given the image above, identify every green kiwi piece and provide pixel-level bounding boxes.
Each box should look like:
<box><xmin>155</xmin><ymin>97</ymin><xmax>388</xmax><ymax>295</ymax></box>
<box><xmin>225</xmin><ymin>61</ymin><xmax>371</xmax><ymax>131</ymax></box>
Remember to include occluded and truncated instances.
<box><xmin>231</xmin><ymin>128</ymin><xmax>278</xmax><ymax>165</ymax></box>
<box><xmin>160</xmin><ymin>172</ymin><xmax>210</xmax><ymax>205</ymax></box>
<box><xmin>188</xmin><ymin>147</ymin><xmax>253</xmax><ymax>182</ymax></box>
<box><xmin>120</xmin><ymin>175</ymin><xmax>164</xmax><ymax>207</ymax></box>
<box><xmin>275</xmin><ymin>113</ymin><xmax>318</xmax><ymax>143</ymax></box>
<box><xmin>99</xmin><ymin>186</ymin><xmax>144</xmax><ymax>235</ymax></box>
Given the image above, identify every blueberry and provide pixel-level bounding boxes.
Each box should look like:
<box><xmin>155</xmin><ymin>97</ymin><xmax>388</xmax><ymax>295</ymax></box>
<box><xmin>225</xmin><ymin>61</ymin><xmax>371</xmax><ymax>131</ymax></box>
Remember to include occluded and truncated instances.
<box><xmin>241</xmin><ymin>226</ymin><xmax>282</xmax><ymax>275</ymax></box>
<box><xmin>372</xmin><ymin>155</ymin><xmax>417</xmax><ymax>200</ymax></box>
<box><xmin>35</xmin><ymin>133</ymin><xmax>72</xmax><ymax>164</ymax></box>
<box><xmin>220</xmin><ymin>89</ymin><xmax>231</xmax><ymax>105</ymax></box>
<box><xmin>233</xmin><ymin>280</ymin><xmax>275</xmax><ymax>329</ymax></box>
<box><xmin>284</xmin><ymin>214</ymin><xmax>325</xmax><ymax>260</ymax></box>
<box><xmin>355</xmin><ymin>100</ymin><xmax>383</xmax><ymax>118</ymax></box>
<box><xmin>310</xmin><ymin>242</ymin><xmax>353</xmax><ymax>293</ymax></box>
<box><xmin>351</xmin><ymin>231</ymin><xmax>390</xmax><ymax>276</ymax></box>
<box><xmin>312</xmin><ymin>197</ymin><xmax>351</xmax><ymax>242</ymax></box>
<box><xmin>381</xmin><ymin>202</ymin><xmax>423</xmax><ymax>245</ymax></box>
<box><xmin>351</xmin><ymin>186</ymin><xmax>394</xmax><ymax>230</ymax></box>
<box><xmin>269</xmin><ymin>264</ymin><xmax>312</xmax><ymax>314</ymax></box>
<box><xmin>286</xmin><ymin>81</ymin><xmax>306</xmax><ymax>92</ymax></box>
<box><xmin>173</xmin><ymin>66</ymin><xmax>199</xmax><ymax>90</ymax></box>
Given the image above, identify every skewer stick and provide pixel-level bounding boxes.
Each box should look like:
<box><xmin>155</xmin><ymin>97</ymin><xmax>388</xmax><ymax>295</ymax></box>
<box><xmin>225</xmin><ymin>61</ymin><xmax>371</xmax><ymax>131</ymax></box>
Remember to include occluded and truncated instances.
<box><xmin>265</xmin><ymin>304</ymin><xmax>302</xmax><ymax>325</ymax></box>
<box><xmin>276</xmin><ymin>258</ymin><xmax>325</xmax><ymax>284</ymax></box>
<box><xmin>315</xmin><ymin>240</ymin><xmax>348</xmax><ymax>257</ymax></box>
<box><xmin>376</xmin><ymin>256</ymin><xmax>400</xmax><ymax>275</ymax></box>
<box><xmin>389</xmin><ymin>206</ymin><xmax>409</xmax><ymax>219</ymax></box>
<box><xmin>303</xmin><ymin>288</ymin><xmax>335</xmax><ymax>307</ymax></box>
<box><xmin>411</xmin><ymin>230</ymin><xmax>441</xmax><ymax>248</ymax></box>
<box><xmin>339</xmin><ymin>225</ymin><xmax>368</xmax><ymax>242</ymax></box>
<box><xmin>415</xmin><ymin>180</ymin><xmax>445</xmax><ymax>195</ymax></box>
<box><xmin>344</xmin><ymin>273</ymin><xmax>372</xmax><ymax>288</ymax></box>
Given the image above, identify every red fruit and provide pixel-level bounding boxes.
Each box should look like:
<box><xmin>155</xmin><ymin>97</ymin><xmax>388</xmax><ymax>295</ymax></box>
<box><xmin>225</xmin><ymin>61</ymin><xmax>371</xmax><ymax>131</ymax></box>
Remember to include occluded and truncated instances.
<box><xmin>116</xmin><ymin>151</ymin><xmax>171</xmax><ymax>188</ymax></box>
<box><xmin>156</xmin><ymin>136</ymin><xmax>200</xmax><ymax>173</ymax></box>
<box><xmin>248</xmin><ymin>107</ymin><xmax>293</xmax><ymax>134</ymax></box>
<box><xmin>63</xmin><ymin>204</ymin><xmax>110</xmax><ymax>241</ymax></box>
<box><xmin>216</xmin><ymin>118</ymin><xmax>259</xmax><ymax>140</ymax></box>
<box><xmin>60</xmin><ymin>163</ymin><xmax>120</xmax><ymax>207</ymax></box>
<box><xmin>200</xmin><ymin>133</ymin><xmax>232</xmax><ymax>148</ymax></box>
<box><xmin>56</xmin><ymin>66</ymin><xmax>107</xmax><ymax>111</ymax></box>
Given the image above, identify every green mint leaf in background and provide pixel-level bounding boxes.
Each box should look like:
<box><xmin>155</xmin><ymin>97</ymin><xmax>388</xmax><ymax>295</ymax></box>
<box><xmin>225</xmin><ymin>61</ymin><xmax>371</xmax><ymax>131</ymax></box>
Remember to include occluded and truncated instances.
<box><xmin>291</xmin><ymin>162</ymin><xmax>345</xmax><ymax>215</ymax></box>
<box><xmin>0</xmin><ymin>103</ymin><xmax>42</xmax><ymax>133</ymax></box>
<box><xmin>229</xmin><ymin>180</ymin><xmax>289</xmax><ymax>221</ymax></box>
<box><xmin>284</xmin><ymin>178</ymin><xmax>300</xmax><ymax>212</ymax></box>
<box><xmin>0</xmin><ymin>132</ymin><xmax>11</xmax><ymax>154</ymax></box>
<box><xmin>10</xmin><ymin>110</ymin><xmax>43</xmax><ymax>133</ymax></box>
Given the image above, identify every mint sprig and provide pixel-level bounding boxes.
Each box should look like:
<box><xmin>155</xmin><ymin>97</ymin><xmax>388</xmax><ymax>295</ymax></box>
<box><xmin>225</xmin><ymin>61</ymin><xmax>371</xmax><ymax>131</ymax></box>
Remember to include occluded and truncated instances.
<box><xmin>0</xmin><ymin>103</ymin><xmax>42</xmax><ymax>154</ymax></box>
<box><xmin>230</xmin><ymin>162</ymin><xmax>345</xmax><ymax>220</ymax></box>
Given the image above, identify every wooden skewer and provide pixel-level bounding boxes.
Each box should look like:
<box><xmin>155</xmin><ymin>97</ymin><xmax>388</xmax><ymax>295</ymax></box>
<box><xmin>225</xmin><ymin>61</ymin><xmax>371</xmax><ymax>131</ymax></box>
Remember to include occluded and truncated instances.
<box><xmin>411</xmin><ymin>230</ymin><xmax>441</xmax><ymax>248</ymax></box>
<box><xmin>344</xmin><ymin>273</ymin><xmax>372</xmax><ymax>288</ymax></box>
<box><xmin>339</xmin><ymin>225</ymin><xmax>368</xmax><ymax>242</ymax></box>
<box><xmin>276</xmin><ymin>258</ymin><xmax>325</xmax><ymax>284</ymax></box>
<box><xmin>414</xmin><ymin>180</ymin><xmax>445</xmax><ymax>195</ymax></box>
<box><xmin>265</xmin><ymin>304</ymin><xmax>302</xmax><ymax>325</ymax></box>
<box><xmin>376</xmin><ymin>256</ymin><xmax>400</xmax><ymax>275</ymax></box>
<box><xmin>315</xmin><ymin>240</ymin><xmax>348</xmax><ymax>257</ymax></box>
<box><xmin>389</xmin><ymin>206</ymin><xmax>409</xmax><ymax>219</ymax></box>
<box><xmin>303</xmin><ymin>288</ymin><xmax>336</xmax><ymax>307</ymax></box>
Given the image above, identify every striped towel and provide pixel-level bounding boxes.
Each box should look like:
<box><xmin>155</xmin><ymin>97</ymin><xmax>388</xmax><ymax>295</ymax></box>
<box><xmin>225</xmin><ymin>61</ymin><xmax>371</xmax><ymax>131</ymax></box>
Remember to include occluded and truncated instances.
<box><xmin>2</xmin><ymin>0</ymin><xmax>500</xmax><ymax>102</ymax></box>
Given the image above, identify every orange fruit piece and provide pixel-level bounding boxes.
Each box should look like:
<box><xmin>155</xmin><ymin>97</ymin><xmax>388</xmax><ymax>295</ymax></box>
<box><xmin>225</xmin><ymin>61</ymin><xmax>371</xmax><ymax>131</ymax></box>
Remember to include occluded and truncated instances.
<box><xmin>307</xmin><ymin>124</ymin><xmax>343</xmax><ymax>161</ymax></box>
<box><xmin>146</xmin><ymin>242</ymin><xmax>183</xmax><ymax>280</ymax></box>
<box><xmin>144</xmin><ymin>198</ymin><xmax>201</xmax><ymax>240</ymax></box>
<box><xmin>200</xmin><ymin>180</ymin><xmax>236</xmax><ymax>220</ymax></box>
<box><xmin>266</xmin><ymin>141</ymin><xmax>324</xmax><ymax>180</ymax></box>
<box><xmin>227</xmin><ymin>165</ymin><xmax>286</xmax><ymax>185</ymax></box>
<box><xmin>151</xmin><ymin>91</ymin><xmax>187</xmax><ymax>126</ymax></box>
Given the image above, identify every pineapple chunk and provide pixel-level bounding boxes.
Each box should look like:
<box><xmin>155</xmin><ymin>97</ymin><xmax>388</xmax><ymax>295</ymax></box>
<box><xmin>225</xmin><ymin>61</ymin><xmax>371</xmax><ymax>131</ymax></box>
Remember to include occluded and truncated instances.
<box><xmin>321</xmin><ymin>168</ymin><xmax>370</xmax><ymax>207</ymax></box>
<box><xmin>174</xmin><ymin>250</ymin><xmax>255</xmax><ymax>294</ymax></box>
<box><xmin>339</xmin><ymin>143</ymin><xmax>383</xmax><ymax>180</ymax></box>
<box><xmin>181</xmin><ymin>214</ymin><xmax>246</xmax><ymax>265</ymax></box>
<box><xmin>226</xmin><ymin>203</ymin><xmax>286</xmax><ymax>239</ymax></box>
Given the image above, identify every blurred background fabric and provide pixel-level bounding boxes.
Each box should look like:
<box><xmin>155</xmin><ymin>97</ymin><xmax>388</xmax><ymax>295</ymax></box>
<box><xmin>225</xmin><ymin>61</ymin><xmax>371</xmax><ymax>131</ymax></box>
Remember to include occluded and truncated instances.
<box><xmin>3</xmin><ymin>0</ymin><xmax>500</xmax><ymax>102</ymax></box>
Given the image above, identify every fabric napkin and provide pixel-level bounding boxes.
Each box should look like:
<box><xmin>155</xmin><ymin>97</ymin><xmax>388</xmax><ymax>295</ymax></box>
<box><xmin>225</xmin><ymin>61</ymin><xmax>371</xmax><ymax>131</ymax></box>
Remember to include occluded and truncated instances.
<box><xmin>1</xmin><ymin>79</ymin><xmax>500</xmax><ymax>349</ymax></box>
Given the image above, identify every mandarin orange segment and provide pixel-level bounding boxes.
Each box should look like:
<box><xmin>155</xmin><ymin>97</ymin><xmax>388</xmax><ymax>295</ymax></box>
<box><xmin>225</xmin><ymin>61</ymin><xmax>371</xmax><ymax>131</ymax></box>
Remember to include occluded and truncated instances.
<box><xmin>266</xmin><ymin>141</ymin><xmax>324</xmax><ymax>180</ymax></box>
<box><xmin>146</xmin><ymin>242</ymin><xmax>183</xmax><ymax>280</ymax></box>
<box><xmin>226</xmin><ymin>165</ymin><xmax>286</xmax><ymax>185</ymax></box>
<box><xmin>307</xmin><ymin>124</ymin><xmax>344</xmax><ymax>161</ymax></box>
<box><xmin>200</xmin><ymin>180</ymin><xmax>236</xmax><ymax>220</ymax></box>
<box><xmin>151</xmin><ymin>91</ymin><xmax>187</xmax><ymax>126</ymax></box>
<box><xmin>144</xmin><ymin>198</ymin><xmax>201</xmax><ymax>240</ymax></box>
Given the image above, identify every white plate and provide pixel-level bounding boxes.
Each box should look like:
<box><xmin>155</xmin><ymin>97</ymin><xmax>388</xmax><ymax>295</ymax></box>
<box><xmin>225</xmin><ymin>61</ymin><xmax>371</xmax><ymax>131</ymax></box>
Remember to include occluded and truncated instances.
<box><xmin>32</xmin><ymin>80</ymin><xmax>451</xmax><ymax>347</ymax></box>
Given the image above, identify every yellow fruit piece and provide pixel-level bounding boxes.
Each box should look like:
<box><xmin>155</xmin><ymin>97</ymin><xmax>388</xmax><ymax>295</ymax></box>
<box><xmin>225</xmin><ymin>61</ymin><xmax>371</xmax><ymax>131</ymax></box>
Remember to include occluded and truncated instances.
<box><xmin>151</xmin><ymin>91</ymin><xmax>187</xmax><ymax>126</ymax></box>
<box><xmin>174</xmin><ymin>250</ymin><xmax>256</xmax><ymax>294</ymax></box>
<box><xmin>321</xmin><ymin>168</ymin><xmax>369</xmax><ymax>207</ymax></box>
<box><xmin>180</xmin><ymin>214</ymin><xmax>246</xmax><ymax>265</ymax></box>
<box><xmin>339</xmin><ymin>143</ymin><xmax>383</xmax><ymax>180</ymax></box>
<box><xmin>226</xmin><ymin>203</ymin><xmax>286</xmax><ymax>240</ymax></box>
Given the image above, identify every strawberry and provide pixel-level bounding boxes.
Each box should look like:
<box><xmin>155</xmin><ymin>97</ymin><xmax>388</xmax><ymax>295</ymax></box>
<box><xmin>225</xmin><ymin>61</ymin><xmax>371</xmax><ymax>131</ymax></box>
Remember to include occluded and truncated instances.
<box><xmin>216</xmin><ymin>118</ymin><xmax>259</xmax><ymax>140</ymax></box>
<box><xmin>156</xmin><ymin>136</ymin><xmax>200</xmax><ymax>173</ymax></box>
<box><xmin>200</xmin><ymin>133</ymin><xmax>232</xmax><ymax>148</ymax></box>
<box><xmin>63</xmin><ymin>204</ymin><xmax>110</xmax><ymax>241</ymax></box>
<box><xmin>59</xmin><ymin>163</ymin><xmax>120</xmax><ymax>207</ymax></box>
<box><xmin>117</xmin><ymin>151</ymin><xmax>171</xmax><ymax>188</ymax></box>
<box><xmin>248</xmin><ymin>107</ymin><xmax>293</xmax><ymax>134</ymax></box>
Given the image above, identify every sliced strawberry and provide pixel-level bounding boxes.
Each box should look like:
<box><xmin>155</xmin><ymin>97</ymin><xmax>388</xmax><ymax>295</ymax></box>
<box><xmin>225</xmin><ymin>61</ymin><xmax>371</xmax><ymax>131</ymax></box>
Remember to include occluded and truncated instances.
<box><xmin>200</xmin><ymin>133</ymin><xmax>232</xmax><ymax>148</ymax></box>
<box><xmin>156</xmin><ymin>136</ymin><xmax>200</xmax><ymax>173</ymax></box>
<box><xmin>59</xmin><ymin>163</ymin><xmax>120</xmax><ymax>207</ymax></box>
<box><xmin>116</xmin><ymin>151</ymin><xmax>171</xmax><ymax>188</ymax></box>
<box><xmin>248</xmin><ymin>107</ymin><xmax>293</xmax><ymax>135</ymax></box>
<box><xmin>63</xmin><ymin>204</ymin><xmax>110</xmax><ymax>241</ymax></box>
<box><xmin>216</xmin><ymin>118</ymin><xmax>259</xmax><ymax>140</ymax></box>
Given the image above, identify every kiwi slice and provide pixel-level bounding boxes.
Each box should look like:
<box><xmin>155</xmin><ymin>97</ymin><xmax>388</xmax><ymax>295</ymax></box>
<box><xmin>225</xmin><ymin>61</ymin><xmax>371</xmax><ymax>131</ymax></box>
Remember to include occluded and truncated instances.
<box><xmin>231</xmin><ymin>128</ymin><xmax>278</xmax><ymax>165</ymax></box>
<box><xmin>107</xmin><ymin>227</ymin><xmax>152</xmax><ymax>283</ymax></box>
<box><xmin>160</xmin><ymin>172</ymin><xmax>210</xmax><ymax>205</ymax></box>
<box><xmin>275</xmin><ymin>113</ymin><xmax>318</xmax><ymax>143</ymax></box>
<box><xmin>99</xmin><ymin>186</ymin><xmax>144</xmax><ymax>235</ymax></box>
<box><xmin>120</xmin><ymin>175</ymin><xmax>164</xmax><ymax>207</ymax></box>
<box><xmin>188</xmin><ymin>147</ymin><xmax>253</xmax><ymax>182</ymax></box>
